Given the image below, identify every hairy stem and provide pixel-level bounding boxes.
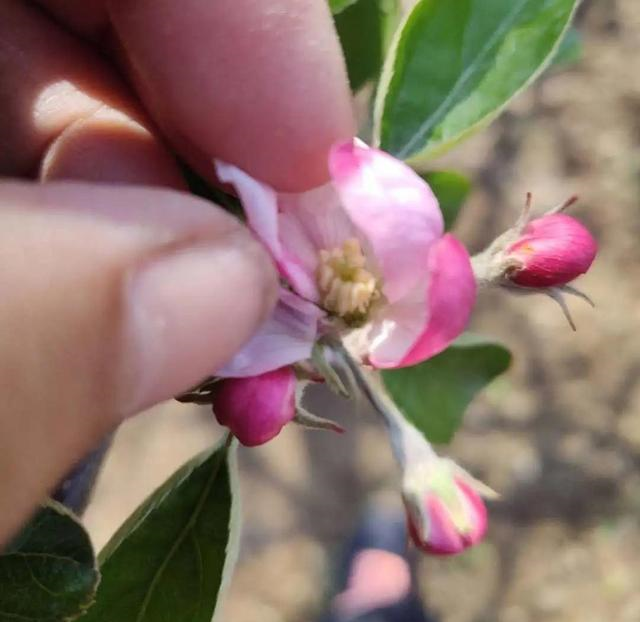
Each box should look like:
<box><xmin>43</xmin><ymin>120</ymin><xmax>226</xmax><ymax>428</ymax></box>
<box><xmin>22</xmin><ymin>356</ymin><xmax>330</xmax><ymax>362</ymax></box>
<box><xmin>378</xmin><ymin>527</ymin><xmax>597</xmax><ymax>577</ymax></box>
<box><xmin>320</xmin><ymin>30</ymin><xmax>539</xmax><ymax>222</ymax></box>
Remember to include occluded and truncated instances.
<box><xmin>329</xmin><ymin>338</ymin><xmax>436</xmax><ymax>471</ymax></box>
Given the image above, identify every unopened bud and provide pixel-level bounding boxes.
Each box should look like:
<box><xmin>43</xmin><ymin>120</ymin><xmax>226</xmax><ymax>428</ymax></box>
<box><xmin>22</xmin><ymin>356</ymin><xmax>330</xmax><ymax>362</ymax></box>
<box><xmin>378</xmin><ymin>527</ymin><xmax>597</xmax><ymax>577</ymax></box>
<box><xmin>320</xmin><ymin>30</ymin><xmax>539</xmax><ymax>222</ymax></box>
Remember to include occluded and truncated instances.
<box><xmin>403</xmin><ymin>459</ymin><xmax>487</xmax><ymax>556</ymax></box>
<box><xmin>333</xmin><ymin>338</ymin><xmax>491</xmax><ymax>557</ymax></box>
<box><xmin>504</xmin><ymin>213</ymin><xmax>597</xmax><ymax>288</ymax></box>
<box><xmin>472</xmin><ymin>194</ymin><xmax>597</xmax><ymax>329</ymax></box>
<box><xmin>212</xmin><ymin>367</ymin><xmax>296</xmax><ymax>446</ymax></box>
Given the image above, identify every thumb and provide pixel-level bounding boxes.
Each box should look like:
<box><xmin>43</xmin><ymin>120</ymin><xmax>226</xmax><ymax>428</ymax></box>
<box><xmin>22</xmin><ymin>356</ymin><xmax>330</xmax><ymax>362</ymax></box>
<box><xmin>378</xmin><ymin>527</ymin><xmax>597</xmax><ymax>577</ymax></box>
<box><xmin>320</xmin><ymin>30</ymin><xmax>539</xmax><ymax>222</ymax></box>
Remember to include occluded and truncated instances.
<box><xmin>0</xmin><ymin>181</ymin><xmax>276</xmax><ymax>541</ymax></box>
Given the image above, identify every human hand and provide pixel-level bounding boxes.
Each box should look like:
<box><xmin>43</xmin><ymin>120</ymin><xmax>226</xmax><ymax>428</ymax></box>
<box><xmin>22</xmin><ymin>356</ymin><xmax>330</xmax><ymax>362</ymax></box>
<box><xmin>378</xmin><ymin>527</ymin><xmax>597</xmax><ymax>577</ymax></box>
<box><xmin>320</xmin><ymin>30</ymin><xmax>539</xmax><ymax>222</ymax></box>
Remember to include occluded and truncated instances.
<box><xmin>0</xmin><ymin>0</ymin><xmax>354</xmax><ymax>542</ymax></box>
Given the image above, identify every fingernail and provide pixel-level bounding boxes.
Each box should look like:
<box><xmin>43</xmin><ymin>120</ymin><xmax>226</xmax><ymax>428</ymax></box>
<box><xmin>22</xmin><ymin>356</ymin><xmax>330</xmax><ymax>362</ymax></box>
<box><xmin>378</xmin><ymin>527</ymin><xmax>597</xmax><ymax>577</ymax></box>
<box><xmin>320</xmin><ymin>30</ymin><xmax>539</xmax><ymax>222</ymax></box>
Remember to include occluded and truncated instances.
<box><xmin>122</xmin><ymin>236</ymin><xmax>276</xmax><ymax>415</ymax></box>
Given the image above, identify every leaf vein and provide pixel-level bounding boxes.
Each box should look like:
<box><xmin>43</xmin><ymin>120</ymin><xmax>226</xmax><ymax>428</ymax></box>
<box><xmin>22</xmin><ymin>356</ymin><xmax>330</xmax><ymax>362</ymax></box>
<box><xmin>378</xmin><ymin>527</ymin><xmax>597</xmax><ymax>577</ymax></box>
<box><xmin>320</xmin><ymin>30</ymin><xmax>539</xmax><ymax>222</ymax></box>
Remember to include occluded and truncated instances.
<box><xmin>133</xmin><ymin>448</ymin><xmax>226</xmax><ymax>622</ymax></box>
<box><xmin>396</xmin><ymin>0</ymin><xmax>529</xmax><ymax>158</ymax></box>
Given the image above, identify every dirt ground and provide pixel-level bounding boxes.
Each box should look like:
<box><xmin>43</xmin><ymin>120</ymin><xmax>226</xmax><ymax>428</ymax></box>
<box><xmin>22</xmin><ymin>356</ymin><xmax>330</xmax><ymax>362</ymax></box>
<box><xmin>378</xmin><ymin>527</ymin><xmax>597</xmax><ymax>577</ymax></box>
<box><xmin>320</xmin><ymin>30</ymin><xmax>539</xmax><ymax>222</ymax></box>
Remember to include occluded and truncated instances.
<box><xmin>83</xmin><ymin>1</ymin><xmax>640</xmax><ymax>620</ymax></box>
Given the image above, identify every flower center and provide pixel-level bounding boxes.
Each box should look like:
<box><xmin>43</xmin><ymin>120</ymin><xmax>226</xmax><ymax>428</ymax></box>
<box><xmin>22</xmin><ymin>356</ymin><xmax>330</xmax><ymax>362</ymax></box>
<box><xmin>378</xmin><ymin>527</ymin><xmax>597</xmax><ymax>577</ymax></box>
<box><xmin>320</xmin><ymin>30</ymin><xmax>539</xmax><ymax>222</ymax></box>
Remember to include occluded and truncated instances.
<box><xmin>317</xmin><ymin>238</ymin><xmax>379</xmax><ymax>321</ymax></box>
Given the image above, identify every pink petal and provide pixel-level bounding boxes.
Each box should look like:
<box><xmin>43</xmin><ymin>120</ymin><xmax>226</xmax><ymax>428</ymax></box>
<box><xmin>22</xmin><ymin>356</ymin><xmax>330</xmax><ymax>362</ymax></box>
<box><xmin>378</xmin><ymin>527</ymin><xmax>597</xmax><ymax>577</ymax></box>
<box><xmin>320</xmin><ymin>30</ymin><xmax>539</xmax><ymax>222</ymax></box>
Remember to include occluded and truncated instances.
<box><xmin>456</xmin><ymin>479</ymin><xmax>489</xmax><ymax>546</ymax></box>
<box><xmin>399</xmin><ymin>235</ymin><xmax>475</xmax><ymax>366</ymax></box>
<box><xmin>369</xmin><ymin>235</ymin><xmax>476</xmax><ymax>368</ymax></box>
<box><xmin>215</xmin><ymin>160</ymin><xmax>318</xmax><ymax>300</ymax></box>
<box><xmin>216</xmin><ymin>288</ymin><xmax>323</xmax><ymax>377</ymax></box>
<box><xmin>408</xmin><ymin>479</ymin><xmax>487</xmax><ymax>556</ymax></box>
<box><xmin>421</xmin><ymin>496</ymin><xmax>467</xmax><ymax>554</ymax></box>
<box><xmin>213</xmin><ymin>366</ymin><xmax>296</xmax><ymax>446</ymax></box>
<box><xmin>329</xmin><ymin>140</ymin><xmax>444</xmax><ymax>303</ymax></box>
<box><xmin>279</xmin><ymin>183</ymin><xmax>358</xmax><ymax>253</ymax></box>
<box><xmin>366</xmin><ymin>283</ymin><xmax>429</xmax><ymax>368</ymax></box>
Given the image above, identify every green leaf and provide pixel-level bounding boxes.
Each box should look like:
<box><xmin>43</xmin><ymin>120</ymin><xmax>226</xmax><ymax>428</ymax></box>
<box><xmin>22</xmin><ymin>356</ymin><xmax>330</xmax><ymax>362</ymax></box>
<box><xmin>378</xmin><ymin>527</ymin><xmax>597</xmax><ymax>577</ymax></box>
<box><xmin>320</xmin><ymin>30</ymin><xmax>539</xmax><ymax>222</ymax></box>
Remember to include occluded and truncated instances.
<box><xmin>382</xmin><ymin>334</ymin><xmax>512</xmax><ymax>444</ymax></box>
<box><xmin>329</xmin><ymin>0</ymin><xmax>360</xmax><ymax>15</ymax></box>
<box><xmin>335</xmin><ymin>0</ymin><xmax>401</xmax><ymax>91</ymax></box>
<box><xmin>0</xmin><ymin>501</ymin><xmax>99</xmax><ymax>622</ymax></box>
<box><xmin>550</xmin><ymin>26</ymin><xmax>582</xmax><ymax>69</ymax></box>
<box><xmin>422</xmin><ymin>170</ymin><xmax>471</xmax><ymax>231</ymax></box>
<box><xmin>83</xmin><ymin>440</ymin><xmax>237</xmax><ymax>622</ymax></box>
<box><xmin>374</xmin><ymin>0</ymin><xmax>579</xmax><ymax>165</ymax></box>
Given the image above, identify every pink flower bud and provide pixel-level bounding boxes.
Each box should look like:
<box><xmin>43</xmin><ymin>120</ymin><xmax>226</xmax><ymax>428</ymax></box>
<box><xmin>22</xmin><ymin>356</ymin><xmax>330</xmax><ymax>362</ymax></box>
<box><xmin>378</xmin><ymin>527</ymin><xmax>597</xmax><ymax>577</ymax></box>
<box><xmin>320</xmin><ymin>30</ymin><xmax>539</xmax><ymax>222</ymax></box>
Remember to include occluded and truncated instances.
<box><xmin>405</xmin><ymin>474</ymin><xmax>487</xmax><ymax>556</ymax></box>
<box><xmin>505</xmin><ymin>213</ymin><xmax>597</xmax><ymax>288</ymax></box>
<box><xmin>212</xmin><ymin>367</ymin><xmax>296</xmax><ymax>447</ymax></box>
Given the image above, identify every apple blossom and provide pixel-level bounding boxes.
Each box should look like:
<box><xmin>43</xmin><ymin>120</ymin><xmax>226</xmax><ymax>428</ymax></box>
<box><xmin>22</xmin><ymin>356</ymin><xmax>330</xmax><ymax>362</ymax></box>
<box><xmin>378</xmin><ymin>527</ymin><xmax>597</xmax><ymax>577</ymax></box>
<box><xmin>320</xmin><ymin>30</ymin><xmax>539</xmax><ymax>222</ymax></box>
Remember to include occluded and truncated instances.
<box><xmin>215</xmin><ymin>139</ymin><xmax>476</xmax><ymax>378</ymax></box>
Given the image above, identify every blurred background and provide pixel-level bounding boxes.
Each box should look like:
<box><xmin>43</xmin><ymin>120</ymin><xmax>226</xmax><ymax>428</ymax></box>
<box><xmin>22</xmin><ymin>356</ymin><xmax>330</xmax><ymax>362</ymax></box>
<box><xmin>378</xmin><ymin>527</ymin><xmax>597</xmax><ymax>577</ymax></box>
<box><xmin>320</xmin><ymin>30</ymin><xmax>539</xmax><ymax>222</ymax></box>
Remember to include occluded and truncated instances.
<box><xmin>82</xmin><ymin>1</ymin><xmax>640</xmax><ymax>620</ymax></box>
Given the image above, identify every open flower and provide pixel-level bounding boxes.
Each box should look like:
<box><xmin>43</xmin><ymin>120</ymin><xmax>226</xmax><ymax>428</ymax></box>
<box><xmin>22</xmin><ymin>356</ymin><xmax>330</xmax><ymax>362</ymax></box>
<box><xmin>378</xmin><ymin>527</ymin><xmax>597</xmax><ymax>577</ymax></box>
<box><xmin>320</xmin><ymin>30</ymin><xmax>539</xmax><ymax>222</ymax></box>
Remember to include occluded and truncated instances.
<box><xmin>216</xmin><ymin>139</ymin><xmax>476</xmax><ymax>377</ymax></box>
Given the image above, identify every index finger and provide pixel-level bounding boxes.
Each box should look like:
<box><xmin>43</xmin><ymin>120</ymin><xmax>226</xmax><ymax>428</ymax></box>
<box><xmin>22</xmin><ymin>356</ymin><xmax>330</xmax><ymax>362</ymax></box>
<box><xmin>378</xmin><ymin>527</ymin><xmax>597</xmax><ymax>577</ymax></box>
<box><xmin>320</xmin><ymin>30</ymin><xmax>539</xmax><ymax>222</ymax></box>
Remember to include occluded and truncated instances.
<box><xmin>107</xmin><ymin>0</ymin><xmax>355</xmax><ymax>191</ymax></box>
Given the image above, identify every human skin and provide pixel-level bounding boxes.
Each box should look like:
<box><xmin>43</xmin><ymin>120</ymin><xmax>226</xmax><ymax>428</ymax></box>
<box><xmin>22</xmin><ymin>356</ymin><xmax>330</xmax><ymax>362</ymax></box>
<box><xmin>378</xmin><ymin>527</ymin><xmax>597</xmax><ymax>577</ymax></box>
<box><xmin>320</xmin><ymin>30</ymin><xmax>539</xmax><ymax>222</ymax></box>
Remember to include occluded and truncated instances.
<box><xmin>0</xmin><ymin>0</ymin><xmax>354</xmax><ymax>543</ymax></box>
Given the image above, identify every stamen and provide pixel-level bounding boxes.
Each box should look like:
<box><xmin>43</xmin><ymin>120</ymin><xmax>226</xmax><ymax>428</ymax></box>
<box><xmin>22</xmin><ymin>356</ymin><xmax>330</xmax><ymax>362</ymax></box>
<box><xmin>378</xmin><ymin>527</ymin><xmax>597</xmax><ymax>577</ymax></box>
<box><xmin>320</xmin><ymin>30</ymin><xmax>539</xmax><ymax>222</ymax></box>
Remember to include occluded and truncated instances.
<box><xmin>316</xmin><ymin>238</ymin><xmax>379</xmax><ymax>321</ymax></box>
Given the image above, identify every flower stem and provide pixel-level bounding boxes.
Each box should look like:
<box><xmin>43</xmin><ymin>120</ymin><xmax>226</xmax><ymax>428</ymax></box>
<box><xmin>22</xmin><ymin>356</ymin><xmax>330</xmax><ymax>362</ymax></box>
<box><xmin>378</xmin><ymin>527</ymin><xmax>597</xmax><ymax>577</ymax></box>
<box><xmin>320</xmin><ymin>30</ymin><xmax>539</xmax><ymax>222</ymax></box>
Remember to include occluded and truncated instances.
<box><xmin>329</xmin><ymin>338</ymin><xmax>436</xmax><ymax>471</ymax></box>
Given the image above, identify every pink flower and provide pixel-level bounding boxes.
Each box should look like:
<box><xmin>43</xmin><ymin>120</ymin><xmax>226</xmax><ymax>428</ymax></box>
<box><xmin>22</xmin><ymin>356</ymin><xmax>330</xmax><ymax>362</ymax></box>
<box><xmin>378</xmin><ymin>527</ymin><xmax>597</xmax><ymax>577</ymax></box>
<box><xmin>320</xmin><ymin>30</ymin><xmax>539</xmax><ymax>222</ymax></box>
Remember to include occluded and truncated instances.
<box><xmin>403</xmin><ymin>463</ymin><xmax>487</xmax><ymax>556</ymax></box>
<box><xmin>212</xmin><ymin>367</ymin><xmax>296</xmax><ymax>446</ymax></box>
<box><xmin>505</xmin><ymin>213</ymin><xmax>597</xmax><ymax>288</ymax></box>
<box><xmin>216</xmin><ymin>139</ymin><xmax>476</xmax><ymax>377</ymax></box>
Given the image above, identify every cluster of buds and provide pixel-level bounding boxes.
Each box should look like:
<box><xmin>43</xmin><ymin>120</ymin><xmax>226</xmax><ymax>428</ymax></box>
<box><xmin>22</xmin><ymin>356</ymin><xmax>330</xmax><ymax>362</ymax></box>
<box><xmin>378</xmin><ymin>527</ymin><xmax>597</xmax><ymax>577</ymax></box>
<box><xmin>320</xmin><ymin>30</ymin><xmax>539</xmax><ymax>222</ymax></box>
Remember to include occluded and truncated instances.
<box><xmin>178</xmin><ymin>140</ymin><xmax>597</xmax><ymax>559</ymax></box>
<box><xmin>471</xmin><ymin>193</ymin><xmax>597</xmax><ymax>329</ymax></box>
<box><xmin>186</xmin><ymin>340</ymin><xmax>492</xmax><ymax>556</ymax></box>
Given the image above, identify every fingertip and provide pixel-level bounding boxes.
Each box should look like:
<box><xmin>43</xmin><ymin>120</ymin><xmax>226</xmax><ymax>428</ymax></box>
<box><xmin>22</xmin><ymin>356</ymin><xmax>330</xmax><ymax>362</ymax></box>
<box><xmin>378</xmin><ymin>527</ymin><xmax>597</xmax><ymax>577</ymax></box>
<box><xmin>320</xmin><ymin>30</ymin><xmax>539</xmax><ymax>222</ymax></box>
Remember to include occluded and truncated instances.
<box><xmin>0</xmin><ymin>0</ymin><xmax>186</xmax><ymax>188</ymax></box>
<box><xmin>124</xmin><ymin>232</ymin><xmax>278</xmax><ymax>414</ymax></box>
<box><xmin>108</xmin><ymin>0</ymin><xmax>355</xmax><ymax>191</ymax></box>
<box><xmin>0</xmin><ymin>182</ymin><xmax>279</xmax><ymax>541</ymax></box>
<box><xmin>0</xmin><ymin>181</ymin><xmax>280</xmax><ymax>420</ymax></box>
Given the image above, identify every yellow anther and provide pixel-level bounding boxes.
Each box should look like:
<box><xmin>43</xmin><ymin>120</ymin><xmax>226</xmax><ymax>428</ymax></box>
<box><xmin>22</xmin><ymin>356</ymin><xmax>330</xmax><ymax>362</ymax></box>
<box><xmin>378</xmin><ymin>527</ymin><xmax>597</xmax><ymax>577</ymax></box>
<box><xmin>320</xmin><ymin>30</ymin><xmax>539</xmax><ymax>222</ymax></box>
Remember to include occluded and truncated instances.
<box><xmin>316</xmin><ymin>238</ymin><xmax>379</xmax><ymax>321</ymax></box>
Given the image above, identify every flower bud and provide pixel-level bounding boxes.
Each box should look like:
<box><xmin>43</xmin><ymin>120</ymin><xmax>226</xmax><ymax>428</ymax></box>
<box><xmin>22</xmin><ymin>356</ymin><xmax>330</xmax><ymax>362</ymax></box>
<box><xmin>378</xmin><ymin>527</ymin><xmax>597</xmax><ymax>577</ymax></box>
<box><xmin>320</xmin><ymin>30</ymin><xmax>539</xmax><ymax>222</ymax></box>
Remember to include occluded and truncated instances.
<box><xmin>504</xmin><ymin>213</ymin><xmax>597</xmax><ymax>288</ymax></box>
<box><xmin>403</xmin><ymin>461</ymin><xmax>487</xmax><ymax>556</ymax></box>
<box><xmin>212</xmin><ymin>367</ymin><xmax>296</xmax><ymax>446</ymax></box>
